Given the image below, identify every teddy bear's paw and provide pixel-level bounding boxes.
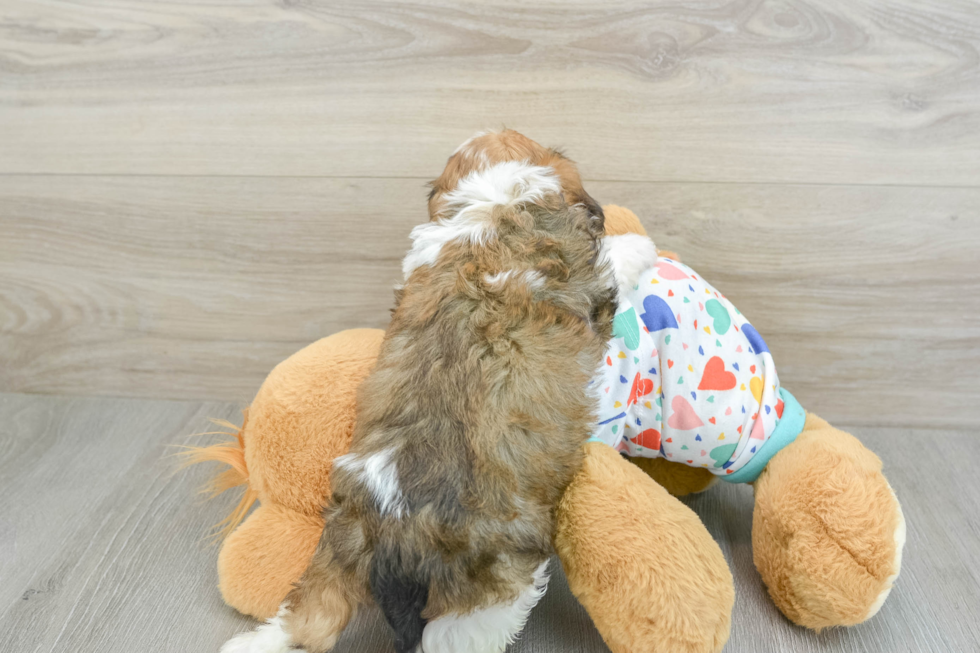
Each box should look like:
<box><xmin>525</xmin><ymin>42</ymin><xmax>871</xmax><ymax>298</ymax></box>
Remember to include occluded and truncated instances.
<box><xmin>752</xmin><ymin>425</ymin><xmax>906</xmax><ymax>629</ymax></box>
<box><xmin>220</xmin><ymin>611</ymin><xmax>299</xmax><ymax>653</ymax></box>
<box><xmin>598</xmin><ymin>233</ymin><xmax>659</xmax><ymax>299</ymax></box>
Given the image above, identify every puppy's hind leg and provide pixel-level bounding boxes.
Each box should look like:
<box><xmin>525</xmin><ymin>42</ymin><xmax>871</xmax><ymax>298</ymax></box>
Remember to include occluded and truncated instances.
<box><xmin>283</xmin><ymin>548</ymin><xmax>362</xmax><ymax>653</ymax></box>
<box><xmin>220</xmin><ymin>546</ymin><xmax>361</xmax><ymax>653</ymax></box>
<box><xmin>220</xmin><ymin>604</ymin><xmax>296</xmax><ymax>653</ymax></box>
<box><xmin>421</xmin><ymin>560</ymin><xmax>551</xmax><ymax>653</ymax></box>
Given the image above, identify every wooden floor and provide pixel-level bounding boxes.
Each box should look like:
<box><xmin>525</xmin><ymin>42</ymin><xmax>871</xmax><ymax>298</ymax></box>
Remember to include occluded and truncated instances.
<box><xmin>2</xmin><ymin>1</ymin><xmax>979</xmax><ymax>651</ymax></box>
<box><xmin>1</xmin><ymin>391</ymin><xmax>978</xmax><ymax>652</ymax></box>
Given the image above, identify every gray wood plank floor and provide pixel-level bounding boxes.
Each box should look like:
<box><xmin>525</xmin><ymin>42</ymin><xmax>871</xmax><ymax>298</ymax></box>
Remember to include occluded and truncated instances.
<box><xmin>1</xmin><ymin>391</ymin><xmax>977</xmax><ymax>652</ymax></box>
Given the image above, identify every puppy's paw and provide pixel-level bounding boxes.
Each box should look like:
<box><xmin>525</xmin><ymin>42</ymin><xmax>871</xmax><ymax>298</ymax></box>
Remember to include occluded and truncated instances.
<box><xmin>220</xmin><ymin>614</ymin><xmax>298</xmax><ymax>653</ymax></box>
<box><xmin>598</xmin><ymin>233</ymin><xmax>659</xmax><ymax>299</ymax></box>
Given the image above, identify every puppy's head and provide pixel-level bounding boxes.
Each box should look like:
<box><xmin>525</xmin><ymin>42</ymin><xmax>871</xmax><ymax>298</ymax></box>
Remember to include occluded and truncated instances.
<box><xmin>428</xmin><ymin>130</ymin><xmax>604</xmax><ymax>231</ymax></box>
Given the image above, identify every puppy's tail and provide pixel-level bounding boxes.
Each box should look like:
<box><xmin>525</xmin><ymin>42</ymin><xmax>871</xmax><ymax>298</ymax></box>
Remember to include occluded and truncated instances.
<box><xmin>175</xmin><ymin>410</ymin><xmax>259</xmax><ymax>540</ymax></box>
<box><xmin>370</xmin><ymin>546</ymin><xmax>429</xmax><ymax>653</ymax></box>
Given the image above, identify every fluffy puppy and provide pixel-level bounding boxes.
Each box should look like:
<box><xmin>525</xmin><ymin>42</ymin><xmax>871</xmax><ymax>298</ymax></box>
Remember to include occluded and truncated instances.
<box><xmin>222</xmin><ymin>153</ymin><xmax>615</xmax><ymax>653</ymax></box>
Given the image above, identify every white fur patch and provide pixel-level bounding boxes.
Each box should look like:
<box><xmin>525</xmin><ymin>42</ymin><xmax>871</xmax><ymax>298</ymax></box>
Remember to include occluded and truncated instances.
<box><xmin>864</xmin><ymin>483</ymin><xmax>907</xmax><ymax>620</ymax></box>
<box><xmin>402</xmin><ymin>161</ymin><xmax>562</xmax><ymax>280</ymax></box>
<box><xmin>484</xmin><ymin>269</ymin><xmax>546</xmax><ymax>290</ymax></box>
<box><xmin>333</xmin><ymin>447</ymin><xmax>407</xmax><ymax>518</ymax></box>
<box><xmin>421</xmin><ymin>560</ymin><xmax>550</xmax><ymax>653</ymax></box>
<box><xmin>220</xmin><ymin>605</ymin><xmax>297</xmax><ymax>653</ymax></box>
<box><xmin>598</xmin><ymin>233</ymin><xmax>659</xmax><ymax>300</ymax></box>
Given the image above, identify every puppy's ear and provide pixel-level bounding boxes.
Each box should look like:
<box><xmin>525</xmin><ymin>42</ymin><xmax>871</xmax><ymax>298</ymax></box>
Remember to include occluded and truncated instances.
<box><xmin>427</xmin><ymin>147</ymin><xmax>477</xmax><ymax>221</ymax></box>
<box><xmin>543</xmin><ymin>149</ymin><xmax>604</xmax><ymax>234</ymax></box>
<box><xmin>582</xmin><ymin>193</ymin><xmax>605</xmax><ymax>235</ymax></box>
<box><xmin>426</xmin><ymin>182</ymin><xmax>443</xmax><ymax>221</ymax></box>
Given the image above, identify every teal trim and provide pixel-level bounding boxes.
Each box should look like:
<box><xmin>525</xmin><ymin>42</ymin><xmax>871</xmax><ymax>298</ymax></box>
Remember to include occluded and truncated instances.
<box><xmin>722</xmin><ymin>388</ymin><xmax>806</xmax><ymax>484</ymax></box>
<box><xmin>585</xmin><ymin>436</ymin><xmax>606</xmax><ymax>444</ymax></box>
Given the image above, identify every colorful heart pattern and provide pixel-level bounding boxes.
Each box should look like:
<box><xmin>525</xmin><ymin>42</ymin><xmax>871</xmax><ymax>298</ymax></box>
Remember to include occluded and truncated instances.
<box><xmin>640</xmin><ymin>294</ymin><xmax>678</xmax><ymax>332</ymax></box>
<box><xmin>705</xmin><ymin>299</ymin><xmax>731</xmax><ymax>335</ymax></box>
<box><xmin>591</xmin><ymin>255</ymin><xmax>784</xmax><ymax>477</ymax></box>
<box><xmin>668</xmin><ymin>395</ymin><xmax>703</xmax><ymax>430</ymax></box>
<box><xmin>631</xmin><ymin>428</ymin><xmax>661</xmax><ymax>450</ymax></box>
<box><xmin>656</xmin><ymin>260</ymin><xmax>689</xmax><ymax>280</ymax></box>
<box><xmin>697</xmin><ymin>356</ymin><xmax>737</xmax><ymax>391</ymax></box>
<box><xmin>628</xmin><ymin>372</ymin><xmax>655</xmax><ymax>407</ymax></box>
<box><xmin>613</xmin><ymin>308</ymin><xmax>641</xmax><ymax>351</ymax></box>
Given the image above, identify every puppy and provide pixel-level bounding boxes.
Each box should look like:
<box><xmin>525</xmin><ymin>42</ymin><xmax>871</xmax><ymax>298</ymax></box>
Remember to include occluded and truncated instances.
<box><xmin>221</xmin><ymin>136</ymin><xmax>615</xmax><ymax>653</ymax></box>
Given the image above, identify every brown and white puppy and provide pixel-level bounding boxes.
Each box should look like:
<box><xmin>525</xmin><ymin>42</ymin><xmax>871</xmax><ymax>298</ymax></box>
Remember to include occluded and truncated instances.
<box><xmin>221</xmin><ymin>137</ymin><xmax>615</xmax><ymax>653</ymax></box>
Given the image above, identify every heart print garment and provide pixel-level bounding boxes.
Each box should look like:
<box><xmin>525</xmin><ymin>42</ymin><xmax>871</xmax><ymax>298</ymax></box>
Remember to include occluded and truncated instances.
<box><xmin>590</xmin><ymin>257</ymin><xmax>792</xmax><ymax>480</ymax></box>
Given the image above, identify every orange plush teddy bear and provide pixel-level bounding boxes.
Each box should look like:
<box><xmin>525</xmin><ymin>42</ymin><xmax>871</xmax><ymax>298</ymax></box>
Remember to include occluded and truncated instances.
<box><xmin>186</xmin><ymin>206</ymin><xmax>904</xmax><ymax>653</ymax></box>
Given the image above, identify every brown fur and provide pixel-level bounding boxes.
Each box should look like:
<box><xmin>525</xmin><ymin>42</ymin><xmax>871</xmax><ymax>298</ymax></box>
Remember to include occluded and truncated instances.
<box><xmin>428</xmin><ymin>129</ymin><xmax>604</xmax><ymax>222</ymax></box>
<box><xmin>283</xmin><ymin>143</ymin><xmax>615</xmax><ymax>652</ymax></box>
<box><xmin>752</xmin><ymin>412</ymin><xmax>904</xmax><ymax>629</ymax></box>
<box><xmin>556</xmin><ymin>442</ymin><xmax>733</xmax><ymax>653</ymax></box>
<box><xmin>629</xmin><ymin>456</ymin><xmax>717</xmax><ymax>497</ymax></box>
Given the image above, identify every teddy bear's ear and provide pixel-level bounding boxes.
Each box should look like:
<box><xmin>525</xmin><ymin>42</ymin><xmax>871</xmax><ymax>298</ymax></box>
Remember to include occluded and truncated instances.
<box><xmin>601</xmin><ymin>205</ymin><xmax>648</xmax><ymax>237</ymax></box>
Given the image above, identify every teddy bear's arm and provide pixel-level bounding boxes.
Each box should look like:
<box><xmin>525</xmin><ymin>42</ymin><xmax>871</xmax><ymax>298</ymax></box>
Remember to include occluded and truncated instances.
<box><xmin>556</xmin><ymin>442</ymin><xmax>733</xmax><ymax>653</ymax></box>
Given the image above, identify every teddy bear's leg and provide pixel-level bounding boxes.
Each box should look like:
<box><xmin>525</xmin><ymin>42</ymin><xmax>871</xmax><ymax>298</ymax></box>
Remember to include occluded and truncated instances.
<box><xmin>628</xmin><ymin>457</ymin><xmax>717</xmax><ymax>497</ymax></box>
<box><xmin>218</xmin><ymin>504</ymin><xmax>324</xmax><ymax>620</ymax></box>
<box><xmin>752</xmin><ymin>412</ymin><xmax>906</xmax><ymax>629</ymax></box>
<box><xmin>556</xmin><ymin>443</ymin><xmax>734</xmax><ymax>653</ymax></box>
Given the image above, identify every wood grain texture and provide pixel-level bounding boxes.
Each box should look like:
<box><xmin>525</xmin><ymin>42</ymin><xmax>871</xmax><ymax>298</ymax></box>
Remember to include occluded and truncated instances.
<box><xmin>1</xmin><ymin>0</ymin><xmax>979</xmax><ymax>184</ymax></box>
<box><xmin>0</xmin><ymin>393</ymin><xmax>253</xmax><ymax>652</ymax></box>
<box><xmin>2</xmin><ymin>176</ymin><xmax>978</xmax><ymax>428</ymax></box>
<box><xmin>1</xmin><ymin>391</ymin><xmax>977</xmax><ymax>652</ymax></box>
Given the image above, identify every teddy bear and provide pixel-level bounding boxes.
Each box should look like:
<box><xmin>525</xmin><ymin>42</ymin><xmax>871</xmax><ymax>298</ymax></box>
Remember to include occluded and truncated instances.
<box><xmin>184</xmin><ymin>205</ymin><xmax>904</xmax><ymax>653</ymax></box>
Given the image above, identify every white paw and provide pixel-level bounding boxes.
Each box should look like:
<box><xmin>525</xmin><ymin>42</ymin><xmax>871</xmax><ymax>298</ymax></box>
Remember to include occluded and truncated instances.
<box><xmin>220</xmin><ymin>614</ymin><xmax>297</xmax><ymax>653</ymax></box>
<box><xmin>598</xmin><ymin>233</ymin><xmax>659</xmax><ymax>299</ymax></box>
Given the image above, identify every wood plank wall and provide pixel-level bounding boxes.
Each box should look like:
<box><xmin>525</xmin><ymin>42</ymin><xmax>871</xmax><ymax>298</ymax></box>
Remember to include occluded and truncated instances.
<box><xmin>2</xmin><ymin>0</ymin><xmax>978</xmax><ymax>429</ymax></box>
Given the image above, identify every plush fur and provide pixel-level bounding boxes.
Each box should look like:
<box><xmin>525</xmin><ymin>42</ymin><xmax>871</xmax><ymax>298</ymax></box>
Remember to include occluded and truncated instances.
<box><xmin>752</xmin><ymin>412</ymin><xmax>905</xmax><ymax>630</ymax></box>
<box><xmin>555</xmin><ymin>442</ymin><xmax>734</xmax><ymax>653</ymax></box>
<box><xmin>598</xmin><ymin>233</ymin><xmax>660</xmax><ymax>298</ymax></box>
<box><xmin>628</xmin><ymin>456</ymin><xmax>717</xmax><ymax>496</ymax></box>
<box><xmin>216</xmin><ymin>504</ymin><xmax>324</xmax><ymax>621</ymax></box>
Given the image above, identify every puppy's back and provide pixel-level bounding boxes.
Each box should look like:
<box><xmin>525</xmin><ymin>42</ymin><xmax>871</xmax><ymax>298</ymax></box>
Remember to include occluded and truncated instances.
<box><xmin>329</xmin><ymin>165</ymin><xmax>613</xmax><ymax>651</ymax></box>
